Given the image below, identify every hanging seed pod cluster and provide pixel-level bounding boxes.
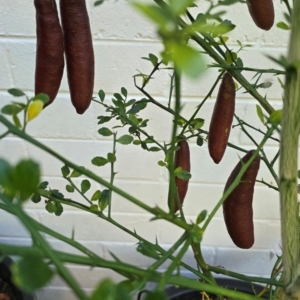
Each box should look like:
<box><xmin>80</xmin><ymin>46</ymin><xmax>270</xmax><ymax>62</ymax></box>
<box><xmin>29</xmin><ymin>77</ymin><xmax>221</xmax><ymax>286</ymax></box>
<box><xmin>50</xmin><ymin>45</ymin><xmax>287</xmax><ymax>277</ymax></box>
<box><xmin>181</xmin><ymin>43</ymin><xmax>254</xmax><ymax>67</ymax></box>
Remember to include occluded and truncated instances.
<box><xmin>34</xmin><ymin>0</ymin><xmax>94</xmax><ymax>114</ymax></box>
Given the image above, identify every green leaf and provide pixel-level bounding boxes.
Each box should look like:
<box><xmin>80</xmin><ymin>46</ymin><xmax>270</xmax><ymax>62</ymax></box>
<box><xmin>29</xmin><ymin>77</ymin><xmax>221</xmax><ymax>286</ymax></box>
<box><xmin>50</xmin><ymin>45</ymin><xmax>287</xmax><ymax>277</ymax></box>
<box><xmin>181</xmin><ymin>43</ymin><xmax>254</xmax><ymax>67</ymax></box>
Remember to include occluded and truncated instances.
<box><xmin>12</xmin><ymin>159</ymin><xmax>40</xmax><ymax>201</ymax></box>
<box><xmin>90</xmin><ymin>279</ymin><xmax>117</xmax><ymax>300</ymax></box>
<box><xmin>124</xmin><ymin>99</ymin><xmax>135</xmax><ymax>107</ymax></box>
<box><xmin>133</xmin><ymin>140</ymin><xmax>141</xmax><ymax>145</ymax></box>
<box><xmin>169</xmin><ymin>0</ymin><xmax>195</xmax><ymax>15</ymax></box>
<box><xmin>98</xmin><ymin>127</ymin><xmax>113</xmax><ymax>136</ymax></box>
<box><xmin>276</xmin><ymin>21</ymin><xmax>290</xmax><ymax>30</ymax></box>
<box><xmin>90</xmin><ymin>204</ymin><xmax>99</xmax><ymax>212</ymax></box>
<box><xmin>81</xmin><ymin>179</ymin><xmax>91</xmax><ymax>194</ymax></box>
<box><xmin>158</xmin><ymin>160</ymin><xmax>167</xmax><ymax>167</ymax></box>
<box><xmin>196</xmin><ymin>136</ymin><xmax>204</xmax><ymax>146</ymax></box>
<box><xmin>107</xmin><ymin>152</ymin><xmax>116</xmax><ymax>163</ymax></box>
<box><xmin>12</xmin><ymin>114</ymin><xmax>21</xmax><ymax>127</ymax></box>
<box><xmin>46</xmin><ymin>201</ymin><xmax>57</xmax><ymax>213</ymax></box>
<box><xmin>99</xmin><ymin>189</ymin><xmax>110</xmax><ymax>211</ymax></box>
<box><xmin>169</xmin><ymin>43</ymin><xmax>205</xmax><ymax>78</ymax></box>
<box><xmin>196</xmin><ymin>210</ymin><xmax>207</xmax><ymax>224</ymax></box>
<box><xmin>268</xmin><ymin>109</ymin><xmax>282</xmax><ymax>125</ymax></box>
<box><xmin>133</xmin><ymin>4</ymin><xmax>172</xmax><ymax>34</ymax></box>
<box><xmin>51</xmin><ymin>189</ymin><xmax>64</xmax><ymax>199</ymax></box>
<box><xmin>66</xmin><ymin>185</ymin><xmax>74</xmax><ymax>193</ymax></box>
<box><xmin>114</xmin><ymin>93</ymin><xmax>123</xmax><ymax>102</ymax></box>
<box><xmin>256</xmin><ymin>105</ymin><xmax>265</xmax><ymax>124</ymax></box>
<box><xmin>92</xmin><ymin>156</ymin><xmax>108</xmax><ymax>167</ymax></box>
<box><xmin>11</xmin><ymin>256</ymin><xmax>54</xmax><ymax>293</ymax></box>
<box><xmin>55</xmin><ymin>202</ymin><xmax>63</xmax><ymax>216</ymax></box>
<box><xmin>128</xmin><ymin>114</ymin><xmax>140</xmax><ymax>126</ymax></box>
<box><xmin>0</xmin><ymin>159</ymin><xmax>13</xmax><ymax>189</ymax></box>
<box><xmin>91</xmin><ymin>190</ymin><xmax>102</xmax><ymax>201</ymax></box>
<box><xmin>212</xmin><ymin>19</ymin><xmax>236</xmax><ymax>37</ymax></box>
<box><xmin>225</xmin><ymin>50</ymin><xmax>237</xmax><ymax>64</ymax></box>
<box><xmin>31</xmin><ymin>193</ymin><xmax>41</xmax><ymax>203</ymax></box>
<box><xmin>190</xmin><ymin>118</ymin><xmax>205</xmax><ymax>130</ymax></box>
<box><xmin>175</xmin><ymin>167</ymin><xmax>191</xmax><ymax>180</ymax></box>
<box><xmin>117</xmin><ymin>135</ymin><xmax>134</xmax><ymax>145</ymax></box>
<box><xmin>38</xmin><ymin>181</ymin><xmax>48</xmax><ymax>189</ymax></box>
<box><xmin>136</xmin><ymin>241</ymin><xmax>160</xmax><ymax>259</ymax></box>
<box><xmin>1</xmin><ymin>104</ymin><xmax>24</xmax><ymax>115</ymax></box>
<box><xmin>98</xmin><ymin>89</ymin><xmax>105</xmax><ymax>101</ymax></box>
<box><xmin>94</xmin><ymin>0</ymin><xmax>105</xmax><ymax>6</ymax></box>
<box><xmin>298</xmin><ymin>170</ymin><xmax>300</xmax><ymax>179</ymax></box>
<box><xmin>257</xmin><ymin>81</ymin><xmax>272</xmax><ymax>89</ymax></box>
<box><xmin>8</xmin><ymin>88</ymin><xmax>25</xmax><ymax>97</ymax></box>
<box><xmin>98</xmin><ymin>116</ymin><xmax>112</xmax><ymax>125</ymax></box>
<box><xmin>127</xmin><ymin>101</ymin><xmax>147</xmax><ymax>114</ymax></box>
<box><xmin>149</xmin><ymin>147</ymin><xmax>161</xmax><ymax>152</ymax></box>
<box><xmin>31</xmin><ymin>93</ymin><xmax>50</xmax><ymax>105</ymax></box>
<box><xmin>61</xmin><ymin>165</ymin><xmax>70</xmax><ymax>177</ymax></box>
<box><xmin>70</xmin><ymin>168</ymin><xmax>84</xmax><ymax>178</ymax></box>
<box><xmin>121</xmin><ymin>87</ymin><xmax>128</xmax><ymax>98</ymax></box>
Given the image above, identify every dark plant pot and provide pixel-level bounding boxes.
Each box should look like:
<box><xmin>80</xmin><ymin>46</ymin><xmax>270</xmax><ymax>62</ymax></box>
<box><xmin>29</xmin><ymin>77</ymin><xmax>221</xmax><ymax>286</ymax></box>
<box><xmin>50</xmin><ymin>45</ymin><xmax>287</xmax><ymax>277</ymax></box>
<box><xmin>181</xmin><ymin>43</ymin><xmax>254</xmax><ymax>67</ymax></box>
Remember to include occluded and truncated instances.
<box><xmin>0</xmin><ymin>256</ymin><xmax>35</xmax><ymax>300</ymax></box>
<box><xmin>138</xmin><ymin>277</ymin><xmax>268</xmax><ymax>300</ymax></box>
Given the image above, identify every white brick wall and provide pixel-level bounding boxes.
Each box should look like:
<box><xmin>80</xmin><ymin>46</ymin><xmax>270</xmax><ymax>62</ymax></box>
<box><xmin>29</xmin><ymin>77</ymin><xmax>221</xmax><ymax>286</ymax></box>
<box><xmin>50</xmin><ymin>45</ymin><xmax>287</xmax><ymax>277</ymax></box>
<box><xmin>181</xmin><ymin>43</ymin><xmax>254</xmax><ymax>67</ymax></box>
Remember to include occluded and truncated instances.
<box><xmin>0</xmin><ymin>0</ymin><xmax>289</xmax><ymax>299</ymax></box>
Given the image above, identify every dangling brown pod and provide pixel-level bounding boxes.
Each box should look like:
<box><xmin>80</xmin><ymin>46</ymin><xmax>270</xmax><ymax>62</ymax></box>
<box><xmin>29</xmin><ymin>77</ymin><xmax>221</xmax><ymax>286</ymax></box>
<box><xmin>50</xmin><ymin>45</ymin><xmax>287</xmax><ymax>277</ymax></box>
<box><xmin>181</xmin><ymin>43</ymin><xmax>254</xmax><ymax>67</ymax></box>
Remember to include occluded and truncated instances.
<box><xmin>168</xmin><ymin>140</ymin><xmax>191</xmax><ymax>213</ymax></box>
<box><xmin>208</xmin><ymin>72</ymin><xmax>235</xmax><ymax>164</ymax></box>
<box><xmin>223</xmin><ymin>150</ymin><xmax>260</xmax><ymax>249</ymax></box>
<box><xmin>247</xmin><ymin>0</ymin><xmax>275</xmax><ymax>31</ymax></box>
<box><xmin>60</xmin><ymin>0</ymin><xmax>94</xmax><ymax>114</ymax></box>
<box><xmin>34</xmin><ymin>0</ymin><xmax>64</xmax><ymax>107</ymax></box>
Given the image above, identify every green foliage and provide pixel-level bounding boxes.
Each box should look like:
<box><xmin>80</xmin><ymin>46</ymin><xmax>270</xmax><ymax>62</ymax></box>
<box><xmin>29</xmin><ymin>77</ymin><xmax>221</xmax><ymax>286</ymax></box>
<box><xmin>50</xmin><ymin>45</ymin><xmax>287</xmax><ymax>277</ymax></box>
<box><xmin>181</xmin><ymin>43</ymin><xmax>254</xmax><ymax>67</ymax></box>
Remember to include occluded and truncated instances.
<box><xmin>276</xmin><ymin>21</ymin><xmax>290</xmax><ymax>30</ymax></box>
<box><xmin>175</xmin><ymin>167</ymin><xmax>192</xmax><ymax>180</ymax></box>
<box><xmin>196</xmin><ymin>210</ymin><xmax>207</xmax><ymax>224</ymax></box>
<box><xmin>61</xmin><ymin>165</ymin><xmax>70</xmax><ymax>177</ymax></box>
<box><xmin>11</xmin><ymin>256</ymin><xmax>54</xmax><ymax>293</ymax></box>
<box><xmin>99</xmin><ymin>189</ymin><xmax>110</xmax><ymax>211</ymax></box>
<box><xmin>92</xmin><ymin>156</ymin><xmax>108</xmax><ymax>167</ymax></box>
<box><xmin>117</xmin><ymin>135</ymin><xmax>134</xmax><ymax>145</ymax></box>
<box><xmin>136</xmin><ymin>240</ymin><xmax>160</xmax><ymax>259</ymax></box>
<box><xmin>99</xmin><ymin>127</ymin><xmax>113</xmax><ymax>136</ymax></box>
<box><xmin>46</xmin><ymin>200</ymin><xmax>63</xmax><ymax>216</ymax></box>
<box><xmin>70</xmin><ymin>167</ymin><xmax>85</xmax><ymax>178</ymax></box>
<box><xmin>81</xmin><ymin>179</ymin><xmax>91</xmax><ymax>194</ymax></box>
<box><xmin>66</xmin><ymin>184</ymin><xmax>75</xmax><ymax>193</ymax></box>
<box><xmin>256</xmin><ymin>105</ymin><xmax>265</xmax><ymax>125</ymax></box>
<box><xmin>8</xmin><ymin>88</ymin><xmax>26</xmax><ymax>97</ymax></box>
<box><xmin>0</xmin><ymin>159</ymin><xmax>40</xmax><ymax>201</ymax></box>
<box><xmin>91</xmin><ymin>190</ymin><xmax>102</xmax><ymax>201</ymax></box>
<box><xmin>90</xmin><ymin>279</ymin><xmax>132</xmax><ymax>300</ymax></box>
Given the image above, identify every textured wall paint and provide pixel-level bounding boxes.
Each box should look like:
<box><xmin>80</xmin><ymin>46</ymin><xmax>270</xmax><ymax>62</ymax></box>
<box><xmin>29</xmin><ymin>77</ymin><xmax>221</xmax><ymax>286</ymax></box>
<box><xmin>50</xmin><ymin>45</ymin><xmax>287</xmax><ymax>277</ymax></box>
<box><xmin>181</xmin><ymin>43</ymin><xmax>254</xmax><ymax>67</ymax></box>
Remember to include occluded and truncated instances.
<box><xmin>0</xmin><ymin>0</ymin><xmax>288</xmax><ymax>299</ymax></box>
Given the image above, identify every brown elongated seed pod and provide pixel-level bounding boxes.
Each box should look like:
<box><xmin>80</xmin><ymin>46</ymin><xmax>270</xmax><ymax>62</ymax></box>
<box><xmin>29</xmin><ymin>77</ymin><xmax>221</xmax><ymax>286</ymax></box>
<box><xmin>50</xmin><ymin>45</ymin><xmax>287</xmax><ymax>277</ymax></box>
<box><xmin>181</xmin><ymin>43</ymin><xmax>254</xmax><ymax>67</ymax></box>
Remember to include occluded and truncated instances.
<box><xmin>208</xmin><ymin>72</ymin><xmax>235</xmax><ymax>164</ymax></box>
<box><xmin>223</xmin><ymin>150</ymin><xmax>260</xmax><ymax>249</ymax></box>
<box><xmin>168</xmin><ymin>140</ymin><xmax>191</xmax><ymax>213</ymax></box>
<box><xmin>247</xmin><ymin>0</ymin><xmax>275</xmax><ymax>31</ymax></box>
<box><xmin>60</xmin><ymin>0</ymin><xmax>94</xmax><ymax>114</ymax></box>
<box><xmin>34</xmin><ymin>0</ymin><xmax>64</xmax><ymax>107</ymax></box>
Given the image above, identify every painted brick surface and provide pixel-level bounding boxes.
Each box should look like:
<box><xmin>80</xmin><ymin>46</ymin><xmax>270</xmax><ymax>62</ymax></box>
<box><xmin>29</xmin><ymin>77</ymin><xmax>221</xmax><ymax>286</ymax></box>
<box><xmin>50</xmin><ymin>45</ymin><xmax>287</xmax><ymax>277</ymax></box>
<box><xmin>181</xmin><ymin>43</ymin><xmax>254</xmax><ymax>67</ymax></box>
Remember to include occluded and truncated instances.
<box><xmin>0</xmin><ymin>0</ymin><xmax>289</xmax><ymax>298</ymax></box>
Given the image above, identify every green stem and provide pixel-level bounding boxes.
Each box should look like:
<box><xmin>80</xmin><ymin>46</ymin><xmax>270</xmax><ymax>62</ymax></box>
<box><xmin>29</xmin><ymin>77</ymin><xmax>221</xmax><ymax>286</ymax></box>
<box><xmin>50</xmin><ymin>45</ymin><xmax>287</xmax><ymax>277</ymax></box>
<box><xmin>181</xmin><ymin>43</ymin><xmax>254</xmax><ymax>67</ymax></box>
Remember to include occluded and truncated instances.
<box><xmin>157</xmin><ymin>237</ymin><xmax>191</xmax><ymax>291</ymax></box>
<box><xmin>167</xmin><ymin>69</ymin><xmax>181</xmax><ymax>213</ymax></box>
<box><xmin>108</xmin><ymin>132</ymin><xmax>117</xmax><ymax>218</ymax></box>
<box><xmin>0</xmin><ymin>195</ymin><xmax>88</xmax><ymax>300</ymax></box>
<box><xmin>0</xmin><ymin>115</ymin><xmax>191</xmax><ymax>232</ymax></box>
<box><xmin>279</xmin><ymin>1</ymin><xmax>300</xmax><ymax>298</ymax></box>
<box><xmin>66</xmin><ymin>178</ymin><xmax>92</xmax><ymax>205</ymax></box>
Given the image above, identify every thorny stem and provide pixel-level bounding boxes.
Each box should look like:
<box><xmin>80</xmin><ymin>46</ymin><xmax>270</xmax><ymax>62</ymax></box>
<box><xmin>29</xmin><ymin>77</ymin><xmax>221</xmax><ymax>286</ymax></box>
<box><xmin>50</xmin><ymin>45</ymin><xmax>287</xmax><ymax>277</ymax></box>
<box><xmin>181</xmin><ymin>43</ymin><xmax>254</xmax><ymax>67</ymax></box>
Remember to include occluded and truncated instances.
<box><xmin>279</xmin><ymin>1</ymin><xmax>300</xmax><ymax>298</ymax></box>
<box><xmin>108</xmin><ymin>132</ymin><xmax>117</xmax><ymax>218</ymax></box>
